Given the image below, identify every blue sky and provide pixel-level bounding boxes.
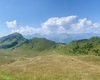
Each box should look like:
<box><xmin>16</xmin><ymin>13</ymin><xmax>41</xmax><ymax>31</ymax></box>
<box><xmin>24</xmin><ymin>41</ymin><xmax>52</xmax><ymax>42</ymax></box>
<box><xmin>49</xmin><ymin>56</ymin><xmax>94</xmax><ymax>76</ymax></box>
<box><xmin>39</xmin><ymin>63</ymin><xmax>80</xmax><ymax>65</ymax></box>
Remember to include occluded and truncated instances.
<box><xmin>0</xmin><ymin>0</ymin><xmax>100</xmax><ymax>38</ymax></box>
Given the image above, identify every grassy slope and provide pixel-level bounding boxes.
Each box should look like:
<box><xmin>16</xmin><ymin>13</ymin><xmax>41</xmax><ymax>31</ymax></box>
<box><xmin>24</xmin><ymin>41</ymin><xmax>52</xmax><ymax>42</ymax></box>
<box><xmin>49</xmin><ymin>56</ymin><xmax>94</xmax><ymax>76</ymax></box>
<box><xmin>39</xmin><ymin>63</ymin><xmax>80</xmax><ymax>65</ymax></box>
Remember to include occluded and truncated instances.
<box><xmin>55</xmin><ymin>37</ymin><xmax>100</xmax><ymax>56</ymax></box>
<box><xmin>0</xmin><ymin>33</ymin><xmax>100</xmax><ymax>79</ymax></box>
<box><xmin>0</xmin><ymin>55</ymin><xmax>100</xmax><ymax>80</ymax></box>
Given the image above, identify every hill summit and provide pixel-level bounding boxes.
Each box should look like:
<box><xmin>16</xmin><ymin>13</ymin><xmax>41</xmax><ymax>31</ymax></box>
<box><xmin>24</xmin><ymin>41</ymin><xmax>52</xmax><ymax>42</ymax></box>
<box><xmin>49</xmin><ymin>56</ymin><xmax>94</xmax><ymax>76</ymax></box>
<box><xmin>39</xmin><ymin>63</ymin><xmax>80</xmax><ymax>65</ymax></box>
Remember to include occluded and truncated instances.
<box><xmin>0</xmin><ymin>33</ymin><xmax>56</xmax><ymax>51</ymax></box>
<box><xmin>0</xmin><ymin>33</ymin><xmax>100</xmax><ymax>56</ymax></box>
<box><xmin>0</xmin><ymin>33</ymin><xmax>26</xmax><ymax>49</ymax></box>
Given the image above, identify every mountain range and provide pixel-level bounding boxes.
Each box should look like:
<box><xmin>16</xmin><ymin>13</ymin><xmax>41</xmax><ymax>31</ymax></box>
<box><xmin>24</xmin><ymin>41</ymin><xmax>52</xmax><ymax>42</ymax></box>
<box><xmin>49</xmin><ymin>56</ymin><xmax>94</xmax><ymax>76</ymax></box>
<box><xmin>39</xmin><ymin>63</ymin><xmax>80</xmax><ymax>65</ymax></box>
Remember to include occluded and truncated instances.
<box><xmin>0</xmin><ymin>32</ymin><xmax>100</xmax><ymax>56</ymax></box>
<box><xmin>24</xmin><ymin>33</ymin><xmax>100</xmax><ymax>43</ymax></box>
<box><xmin>0</xmin><ymin>33</ymin><xmax>56</xmax><ymax>51</ymax></box>
<box><xmin>0</xmin><ymin>33</ymin><xmax>100</xmax><ymax>80</ymax></box>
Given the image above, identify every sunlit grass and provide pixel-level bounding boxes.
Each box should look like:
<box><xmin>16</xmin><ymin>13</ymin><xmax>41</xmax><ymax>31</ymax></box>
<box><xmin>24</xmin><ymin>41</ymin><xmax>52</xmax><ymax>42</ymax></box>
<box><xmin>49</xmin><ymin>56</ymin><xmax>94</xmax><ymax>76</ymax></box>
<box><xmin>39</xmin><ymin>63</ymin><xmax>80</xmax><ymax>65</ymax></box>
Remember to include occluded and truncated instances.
<box><xmin>0</xmin><ymin>55</ymin><xmax>100</xmax><ymax>80</ymax></box>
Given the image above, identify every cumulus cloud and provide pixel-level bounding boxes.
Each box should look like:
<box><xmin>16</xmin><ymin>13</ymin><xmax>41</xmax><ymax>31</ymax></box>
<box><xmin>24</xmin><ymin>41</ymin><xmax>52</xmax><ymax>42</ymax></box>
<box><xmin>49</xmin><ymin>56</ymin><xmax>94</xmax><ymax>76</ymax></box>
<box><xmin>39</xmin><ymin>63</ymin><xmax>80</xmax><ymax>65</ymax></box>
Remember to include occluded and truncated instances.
<box><xmin>6</xmin><ymin>15</ymin><xmax>100</xmax><ymax>36</ymax></box>
<box><xmin>6</xmin><ymin>20</ymin><xmax>17</xmax><ymax>28</ymax></box>
<box><xmin>71</xmin><ymin>18</ymin><xmax>92</xmax><ymax>33</ymax></box>
<box><xmin>71</xmin><ymin>18</ymin><xmax>100</xmax><ymax>33</ymax></box>
<box><xmin>40</xmin><ymin>15</ymin><xmax>77</xmax><ymax>34</ymax></box>
<box><xmin>12</xmin><ymin>26</ymin><xmax>42</xmax><ymax>35</ymax></box>
<box><xmin>42</xmin><ymin>15</ymin><xmax>77</xmax><ymax>26</ymax></box>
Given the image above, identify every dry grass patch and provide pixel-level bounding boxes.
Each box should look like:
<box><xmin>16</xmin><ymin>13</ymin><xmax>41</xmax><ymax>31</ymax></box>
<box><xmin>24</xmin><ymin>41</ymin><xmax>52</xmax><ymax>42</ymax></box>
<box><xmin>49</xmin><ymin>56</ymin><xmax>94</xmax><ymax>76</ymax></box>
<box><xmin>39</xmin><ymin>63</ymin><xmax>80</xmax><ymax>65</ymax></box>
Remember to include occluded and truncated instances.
<box><xmin>0</xmin><ymin>55</ymin><xmax>100</xmax><ymax>80</ymax></box>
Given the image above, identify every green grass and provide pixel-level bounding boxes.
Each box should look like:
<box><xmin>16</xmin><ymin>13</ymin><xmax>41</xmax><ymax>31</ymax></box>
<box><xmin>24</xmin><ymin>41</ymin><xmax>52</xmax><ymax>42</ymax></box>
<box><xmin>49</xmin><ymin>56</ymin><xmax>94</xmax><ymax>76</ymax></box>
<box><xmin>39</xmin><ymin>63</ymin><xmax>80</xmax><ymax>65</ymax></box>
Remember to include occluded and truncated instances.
<box><xmin>0</xmin><ymin>71</ymin><xmax>19</xmax><ymax>80</ymax></box>
<box><xmin>1</xmin><ymin>31</ymin><xmax>100</xmax><ymax>80</ymax></box>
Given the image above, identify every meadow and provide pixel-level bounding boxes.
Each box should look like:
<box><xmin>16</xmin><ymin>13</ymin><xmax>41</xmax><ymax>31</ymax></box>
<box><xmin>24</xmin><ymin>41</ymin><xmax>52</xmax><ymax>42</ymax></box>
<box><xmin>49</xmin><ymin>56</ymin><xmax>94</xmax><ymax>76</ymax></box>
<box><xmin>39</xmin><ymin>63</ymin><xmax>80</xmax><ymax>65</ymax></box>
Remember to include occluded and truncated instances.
<box><xmin>0</xmin><ymin>33</ymin><xmax>100</xmax><ymax>80</ymax></box>
<box><xmin>0</xmin><ymin>53</ymin><xmax>100</xmax><ymax>80</ymax></box>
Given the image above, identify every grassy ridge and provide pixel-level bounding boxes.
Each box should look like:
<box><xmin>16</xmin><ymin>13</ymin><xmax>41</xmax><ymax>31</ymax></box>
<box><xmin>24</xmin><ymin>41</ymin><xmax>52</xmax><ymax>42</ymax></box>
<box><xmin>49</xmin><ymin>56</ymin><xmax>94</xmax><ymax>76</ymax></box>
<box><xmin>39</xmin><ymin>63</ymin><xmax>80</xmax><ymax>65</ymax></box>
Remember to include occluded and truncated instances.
<box><xmin>0</xmin><ymin>33</ymin><xmax>100</xmax><ymax>80</ymax></box>
<box><xmin>0</xmin><ymin>33</ymin><xmax>56</xmax><ymax>52</ymax></box>
<box><xmin>0</xmin><ymin>33</ymin><xmax>100</xmax><ymax>56</ymax></box>
<box><xmin>54</xmin><ymin>37</ymin><xmax>100</xmax><ymax>56</ymax></box>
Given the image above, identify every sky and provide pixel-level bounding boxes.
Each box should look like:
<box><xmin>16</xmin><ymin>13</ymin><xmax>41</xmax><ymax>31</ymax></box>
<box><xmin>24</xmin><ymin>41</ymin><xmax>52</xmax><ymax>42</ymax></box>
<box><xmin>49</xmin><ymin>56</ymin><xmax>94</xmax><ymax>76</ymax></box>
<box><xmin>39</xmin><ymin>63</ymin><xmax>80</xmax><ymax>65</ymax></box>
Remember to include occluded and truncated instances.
<box><xmin>0</xmin><ymin>0</ymin><xmax>100</xmax><ymax>39</ymax></box>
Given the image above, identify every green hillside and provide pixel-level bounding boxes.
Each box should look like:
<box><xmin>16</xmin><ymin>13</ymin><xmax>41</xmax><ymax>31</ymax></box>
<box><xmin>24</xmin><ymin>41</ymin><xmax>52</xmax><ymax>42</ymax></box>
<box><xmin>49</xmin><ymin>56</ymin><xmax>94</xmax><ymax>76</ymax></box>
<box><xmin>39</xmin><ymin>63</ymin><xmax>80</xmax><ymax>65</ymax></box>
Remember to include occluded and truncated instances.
<box><xmin>66</xmin><ymin>37</ymin><xmax>100</xmax><ymax>56</ymax></box>
<box><xmin>0</xmin><ymin>33</ymin><xmax>57</xmax><ymax>52</ymax></box>
<box><xmin>20</xmin><ymin>37</ymin><xmax>56</xmax><ymax>51</ymax></box>
<box><xmin>0</xmin><ymin>33</ymin><xmax>100</xmax><ymax>80</ymax></box>
<box><xmin>0</xmin><ymin>33</ymin><xmax>26</xmax><ymax>49</ymax></box>
<box><xmin>0</xmin><ymin>33</ymin><xmax>100</xmax><ymax>56</ymax></box>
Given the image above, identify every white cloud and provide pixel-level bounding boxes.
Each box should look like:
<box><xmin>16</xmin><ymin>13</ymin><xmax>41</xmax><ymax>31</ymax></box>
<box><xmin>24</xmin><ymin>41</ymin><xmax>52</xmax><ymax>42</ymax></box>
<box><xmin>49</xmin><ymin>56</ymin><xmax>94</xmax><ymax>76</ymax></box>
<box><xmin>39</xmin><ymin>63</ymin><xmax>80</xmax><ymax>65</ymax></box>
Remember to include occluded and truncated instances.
<box><xmin>40</xmin><ymin>15</ymin><xmax>77</xmax><ymax>35</ymax></box>
<box><xmin>42</xmin><ymin>15</ymin><xmax>77</xmax><ymax>26</ymax></box>
<box><xmin>71</xmin><ymin>18</ymin><xmax>92</xmax><ymax>33</ymax></box>
<box><xmin>71</xmin><ymin>18</ymin><xmax>100</xmax><ymax>33</ymax></box>
<box><xmin>6</xmin><ymin>20</ymin><xmax>17</xmax><ymax>28</ymax></box>
<box><xmin>6</xmin><ymin>15</ymin><xmax>100</xmax><ymax>36</ymax></box>
<box><xmin>12</xmin><ymin>26</ymin><xmax>41</xmax><ymax>35</ymax></box>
